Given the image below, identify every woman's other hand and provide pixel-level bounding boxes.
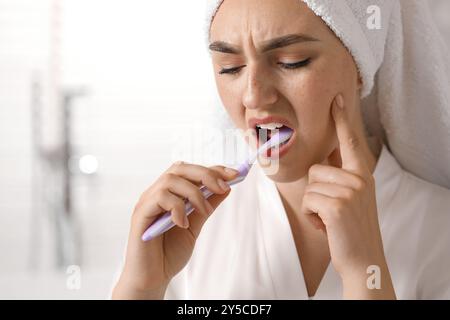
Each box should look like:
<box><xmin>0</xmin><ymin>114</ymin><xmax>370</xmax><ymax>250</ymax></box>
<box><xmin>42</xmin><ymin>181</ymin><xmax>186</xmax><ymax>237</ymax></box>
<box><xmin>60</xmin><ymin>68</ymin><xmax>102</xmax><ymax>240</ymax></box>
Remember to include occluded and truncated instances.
<box><xmin>301</xmin><ymin>94</ymin><xmax>396</xmax><ymax>299</ymax></box>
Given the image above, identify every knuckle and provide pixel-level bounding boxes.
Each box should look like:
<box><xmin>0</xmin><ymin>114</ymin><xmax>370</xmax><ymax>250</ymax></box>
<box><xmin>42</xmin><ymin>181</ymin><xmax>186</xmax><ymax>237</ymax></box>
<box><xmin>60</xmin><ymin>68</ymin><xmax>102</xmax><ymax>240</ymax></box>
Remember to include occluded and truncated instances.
<box><xmin>188</xmin><ymin>188</ymin><xmax>204</xmax><ymax>204</ymax></box>
<box><xmin>153</xmin><ymin>188</ymin><xmax>167</xmax><ymax>201</ymax></box>
<box><xmin>173</xmin><ymin>201</ymin><xmax>185</xmax><ymax>214</ymax></box>
<box><xmin>342</xmin><ymin>188</ymin><xmax>355</xmax><ymax>201</ymax></box>
<box><xmin>168</xmin><ymin>160</ymin><xmax>185</xmax><ymax>173</ymax></box>
<box><xmin>204</xmin><ymin>173</ymin><xmax>222</xmax><ymax>188</ymax></box>
<box><xmin>331</xmin><ymin>200</ymin><xmax>346</xmax><ymax>217</ymax></box>
<box><xmin>173</xmin><ymin>160</ymin><xmax>185</xmax><ymax>167</ymax></box>
<box><xmin>133</xmin><ymin>200</ymin><xmax>143</xmax><ymax>214</ymax></box>
<box><xmin>132</xmin><ymin>196</ymin><xmax>149</xmax><ymax>218</ymax></box>
<box><xmin>305</xmin><ymin>182</ymin><xmax>318</xmax><ymax>193</ymax></box>
<box><xmin>161</xmin><ymin>172</ymin><xmax>177</xmax><ymax>185</ymax></box>
<box><xmin>347</xmin><ymin>136</ymin><xmax>360</xmax><ymax>150</ymax></box>
<box><xmin>303</xmin><ymin>191</ymin><xmax>312</xmax><ymax>204</ymax></box>
<box><xmin>133</xmin><ymin>188</ymin><xmax>154</xmax><ymax>214</ymax></box>
<box><xmin>206</xmin><ymin>167</ymin><xmax>220</xmax><ymax>179</ymax></box>
<box><xmin>354</xmin><ymin>176</ymin><xmax>367</xmax><ymax>191</ymax></box>
<box><xmin>308</xmin><ymin>164</ymin><xmax>320</xmax><ymax>176</ymax></box>
<box><xmin>190</xmin><ymin>164</ymin><xmax>209</xmax><ymax>178</ymax></box>
<box><xmin>209</xmin><ymin>165</ymin><xmax>224</xmax><ymax>172</ymax></box>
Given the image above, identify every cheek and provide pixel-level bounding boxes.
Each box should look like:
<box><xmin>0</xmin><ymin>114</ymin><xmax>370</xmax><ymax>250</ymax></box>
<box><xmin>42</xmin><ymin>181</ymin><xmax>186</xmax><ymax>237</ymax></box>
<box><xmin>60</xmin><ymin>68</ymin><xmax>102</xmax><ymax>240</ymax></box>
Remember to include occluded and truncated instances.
<box><xmin>215</xmin><ymin>77</ymin><xmax>247</xmax><ymax>129</ymax></box>
<box><xmin>284</xmin><ymin>58</ymin><xmax>353</xmax><ymax>155</ymax></box>
<box><xmin>287</xmin><ymin>70</ymin><xmax>336</xmax><ymax>144</ymax></box>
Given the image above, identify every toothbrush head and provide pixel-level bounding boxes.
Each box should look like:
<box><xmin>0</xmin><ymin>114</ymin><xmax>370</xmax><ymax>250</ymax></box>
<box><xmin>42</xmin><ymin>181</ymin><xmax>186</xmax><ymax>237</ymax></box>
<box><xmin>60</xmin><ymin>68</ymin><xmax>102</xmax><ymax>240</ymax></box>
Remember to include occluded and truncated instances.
<box><xmin>275</xmin><ymin>126</ymin><xmax>294</xmax><ymax>145</ymax></box>
<box><xmin>237</xmin><ymin>127</ymin><xmax>294</xmax><ymax>178</ymax></box>
<box><xmin>260</xmin><ymin>126</ymin><xmax>293</xmax><ymax>152</ymax></box>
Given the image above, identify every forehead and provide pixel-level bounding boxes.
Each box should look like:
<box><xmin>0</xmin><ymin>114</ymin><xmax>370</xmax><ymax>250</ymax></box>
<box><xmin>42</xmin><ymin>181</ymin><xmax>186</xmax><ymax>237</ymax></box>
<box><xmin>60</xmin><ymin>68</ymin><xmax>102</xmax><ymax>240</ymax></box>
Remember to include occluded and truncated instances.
<box><xmin>209</xmin><ymin>0</ymin><xmax>324</xmax><ymax>44</ymax></box>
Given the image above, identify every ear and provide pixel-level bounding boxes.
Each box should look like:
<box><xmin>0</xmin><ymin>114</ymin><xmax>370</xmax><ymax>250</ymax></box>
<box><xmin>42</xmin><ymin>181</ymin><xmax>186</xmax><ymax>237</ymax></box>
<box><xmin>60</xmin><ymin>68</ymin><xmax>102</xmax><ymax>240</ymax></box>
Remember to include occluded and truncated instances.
<box><xmin>357</xmin><ymin>75</ymin><xmax>363</xmax><ymax>90</ymax></box>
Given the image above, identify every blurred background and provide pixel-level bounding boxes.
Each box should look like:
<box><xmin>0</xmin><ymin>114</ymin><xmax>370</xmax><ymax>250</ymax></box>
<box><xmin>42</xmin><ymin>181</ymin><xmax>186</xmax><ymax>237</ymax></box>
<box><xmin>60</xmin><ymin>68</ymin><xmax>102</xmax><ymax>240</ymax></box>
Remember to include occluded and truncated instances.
<box><xmin>0</xmin><ymin>0</ymin><xmax>449</xmax><ymax>299</ymax></box>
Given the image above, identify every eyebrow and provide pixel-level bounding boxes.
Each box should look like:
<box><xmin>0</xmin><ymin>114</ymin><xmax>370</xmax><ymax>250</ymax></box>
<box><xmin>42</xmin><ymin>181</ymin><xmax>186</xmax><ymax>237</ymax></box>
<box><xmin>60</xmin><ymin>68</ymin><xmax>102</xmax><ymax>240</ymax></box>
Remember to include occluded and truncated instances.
<box><xmin>208</xmin><ymin>33</ymin><xmax>319</xmax><ymax>54</ymax></box>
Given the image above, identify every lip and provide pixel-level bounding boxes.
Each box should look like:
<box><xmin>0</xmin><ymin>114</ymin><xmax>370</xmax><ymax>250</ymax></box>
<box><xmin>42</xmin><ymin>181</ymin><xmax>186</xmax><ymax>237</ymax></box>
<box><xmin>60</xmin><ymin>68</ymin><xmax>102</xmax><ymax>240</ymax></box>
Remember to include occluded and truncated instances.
<box><xmin>247</xmin><ymin>115</ymin><xmax>296</xmax><ymax>159</ymax></box>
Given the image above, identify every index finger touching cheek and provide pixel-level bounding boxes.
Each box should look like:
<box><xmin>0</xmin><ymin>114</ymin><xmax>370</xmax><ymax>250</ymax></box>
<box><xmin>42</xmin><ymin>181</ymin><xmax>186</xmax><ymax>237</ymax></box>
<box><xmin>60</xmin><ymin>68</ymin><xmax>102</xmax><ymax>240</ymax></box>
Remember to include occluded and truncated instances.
<box><xmin>331</xmin><ymin>94</ymin><xmax>367</xmax><ymax>175</ymax></box>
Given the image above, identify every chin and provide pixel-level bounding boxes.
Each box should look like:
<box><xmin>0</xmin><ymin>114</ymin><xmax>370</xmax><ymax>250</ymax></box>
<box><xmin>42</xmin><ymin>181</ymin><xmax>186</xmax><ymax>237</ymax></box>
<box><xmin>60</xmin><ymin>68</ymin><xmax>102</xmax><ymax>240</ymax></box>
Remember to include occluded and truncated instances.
<box><xmin>262</xmin><ymin>165</ymin><xmax>307</xmax><ymax>183</ymax></box>
<box><xmin>258</xmin><ymin>140</ymin><xmax>332</xmax><ymax>183</ymax></box>
<box><xmin>258</xmin><ymin>146</ymin><xmax>309</xmax><ymax>183</ymax></box>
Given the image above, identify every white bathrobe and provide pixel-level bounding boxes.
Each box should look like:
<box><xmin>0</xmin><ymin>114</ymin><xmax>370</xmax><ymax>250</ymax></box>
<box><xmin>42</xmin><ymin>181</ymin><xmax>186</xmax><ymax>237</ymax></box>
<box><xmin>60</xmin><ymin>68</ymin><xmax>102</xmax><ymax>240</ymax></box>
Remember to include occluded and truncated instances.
<box><xmin>163</xmin><ymin>144</ymin><xmax>450</xmax><ymax>299</ymax></box>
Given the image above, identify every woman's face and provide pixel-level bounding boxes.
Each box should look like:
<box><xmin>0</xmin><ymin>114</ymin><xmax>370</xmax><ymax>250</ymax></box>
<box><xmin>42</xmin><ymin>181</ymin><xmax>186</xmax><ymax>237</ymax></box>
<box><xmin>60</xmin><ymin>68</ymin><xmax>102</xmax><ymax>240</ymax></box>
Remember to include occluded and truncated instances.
<box><xmin>209</xmin><ymin>0</ymin><xmax>362</xmax><ymax>182</ymax></box>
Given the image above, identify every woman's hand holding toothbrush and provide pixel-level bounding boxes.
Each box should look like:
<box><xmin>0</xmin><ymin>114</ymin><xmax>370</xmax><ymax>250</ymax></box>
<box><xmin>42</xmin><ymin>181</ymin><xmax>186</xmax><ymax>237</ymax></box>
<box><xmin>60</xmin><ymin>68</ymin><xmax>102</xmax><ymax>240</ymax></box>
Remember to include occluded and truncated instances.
<box><xmin>112</xmin><ymin>162</ymin><xmax>239</xmax><ymax>299</ymax></box>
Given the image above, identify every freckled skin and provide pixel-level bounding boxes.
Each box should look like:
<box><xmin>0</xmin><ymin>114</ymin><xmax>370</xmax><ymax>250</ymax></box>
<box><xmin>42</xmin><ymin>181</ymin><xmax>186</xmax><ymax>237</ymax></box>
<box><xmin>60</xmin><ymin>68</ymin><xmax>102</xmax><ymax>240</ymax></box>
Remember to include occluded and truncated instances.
<box><xmin>209</xmin><ymin>0</ymin><xmax>363</xmax><ymax>182</ymax></box>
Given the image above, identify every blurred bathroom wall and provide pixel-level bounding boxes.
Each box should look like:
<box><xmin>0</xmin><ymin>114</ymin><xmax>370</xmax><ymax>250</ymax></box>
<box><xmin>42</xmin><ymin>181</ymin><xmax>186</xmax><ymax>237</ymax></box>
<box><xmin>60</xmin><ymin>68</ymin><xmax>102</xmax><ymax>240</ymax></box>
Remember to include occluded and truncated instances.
<box><xmin>0</xmin><ymin>0</ymin><xmax>448</xmax><ymax>299</ymax></box>
<box><xmin>0</xmin><ymin>0</ymin><xmax>216</xmax><ymax>299</ymax></box>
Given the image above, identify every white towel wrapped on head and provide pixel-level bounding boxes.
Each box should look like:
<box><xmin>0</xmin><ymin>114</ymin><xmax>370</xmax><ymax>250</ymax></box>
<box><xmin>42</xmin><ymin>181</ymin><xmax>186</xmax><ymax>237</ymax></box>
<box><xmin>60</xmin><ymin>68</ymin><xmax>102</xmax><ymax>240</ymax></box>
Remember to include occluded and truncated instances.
<box><xmin>204</xmin><ymin>0</ymin><xmax>450</xmax><ymax>189</ymax></box>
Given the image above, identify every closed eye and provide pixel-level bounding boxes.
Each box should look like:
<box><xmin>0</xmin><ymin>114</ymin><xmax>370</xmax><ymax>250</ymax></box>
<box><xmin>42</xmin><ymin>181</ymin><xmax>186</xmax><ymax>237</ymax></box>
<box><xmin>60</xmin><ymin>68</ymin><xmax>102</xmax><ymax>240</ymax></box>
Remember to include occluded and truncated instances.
<box><xmin>218</xmin><ymin>65</ymin><xmax>244</xmax><ymax>75</ymax></box>
<box><xmin>278</xmin><ymin>58</ymin><xmax>311</xmax><ymax>69</ymax></box>
<box><xmin>218</xmin><ymin>58</ymin><xmax>311</xmax><ymax>75</ymax></box>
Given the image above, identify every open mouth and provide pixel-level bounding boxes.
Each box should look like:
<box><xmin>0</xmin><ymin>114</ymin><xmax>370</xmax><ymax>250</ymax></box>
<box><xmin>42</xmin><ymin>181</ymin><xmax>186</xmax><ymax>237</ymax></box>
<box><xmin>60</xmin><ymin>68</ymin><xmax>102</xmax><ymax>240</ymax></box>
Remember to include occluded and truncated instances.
<box><xmin>253</xmin><ymin>122</ymin><xmax>295</xmax><ymax>158</ymax></box>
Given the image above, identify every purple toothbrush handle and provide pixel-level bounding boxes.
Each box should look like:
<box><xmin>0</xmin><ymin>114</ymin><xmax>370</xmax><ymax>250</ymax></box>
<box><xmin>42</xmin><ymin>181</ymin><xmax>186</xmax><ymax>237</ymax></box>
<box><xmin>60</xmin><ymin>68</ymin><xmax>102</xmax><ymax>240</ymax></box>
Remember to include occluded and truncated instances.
<box><xmin>141</xmin><ymin>163</ymin><xmax>250</xmax><ymax>242</ymax></box>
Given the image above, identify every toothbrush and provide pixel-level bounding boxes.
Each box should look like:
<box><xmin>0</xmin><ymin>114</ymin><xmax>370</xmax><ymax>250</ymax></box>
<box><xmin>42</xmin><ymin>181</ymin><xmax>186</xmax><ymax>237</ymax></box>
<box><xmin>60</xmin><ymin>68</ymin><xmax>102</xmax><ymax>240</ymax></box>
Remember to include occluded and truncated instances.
<box><xmin>141</xmin><ymin>126</ymin><xmax>293</xmax><ymax>241</ymax></box>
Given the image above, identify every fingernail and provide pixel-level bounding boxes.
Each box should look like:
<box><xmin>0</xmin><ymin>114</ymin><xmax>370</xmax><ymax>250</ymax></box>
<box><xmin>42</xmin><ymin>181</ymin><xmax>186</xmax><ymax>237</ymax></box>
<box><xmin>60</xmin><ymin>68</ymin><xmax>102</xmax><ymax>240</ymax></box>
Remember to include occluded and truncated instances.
<box><xmin>205</xmin><ymin>200</ymin><xmax>214</xmax><ymax>214</ymax></box>
<box><xmin>217</xmin><ymin>178</ymin><xmax>230</xmax><ymax>192</ymax></box>
<box><xmin>183</xmin><ymin>214</ymin><xmax>189</xmax><ymax>228</ymax></box>
<box><xmin>336</xmin><ymin>94</ymin><xmax>344</xmax><ymax>109</ymax></box>
<box><xmin>224</xmin><ymin>167</ymin><xmax>239</xmax><ymax>175</ymax></box>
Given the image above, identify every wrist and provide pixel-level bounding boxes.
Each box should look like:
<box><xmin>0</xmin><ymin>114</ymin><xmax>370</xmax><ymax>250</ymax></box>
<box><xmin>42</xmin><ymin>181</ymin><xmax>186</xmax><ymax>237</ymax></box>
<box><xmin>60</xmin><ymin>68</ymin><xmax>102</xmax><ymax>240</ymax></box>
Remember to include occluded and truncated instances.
<box><xmin>112</xmin><ymin>274</ymin><xmax>169</xmax><ymax>300</ymax></box>
<box><xmin>340</xmin><ymin>259</ymin><xmax>396</xmax><ymax>300</ymax></box>
<box><xmin>339</xmin><ymin>248</ymin><xmax>386</xmax><ymax>280</ymax></box>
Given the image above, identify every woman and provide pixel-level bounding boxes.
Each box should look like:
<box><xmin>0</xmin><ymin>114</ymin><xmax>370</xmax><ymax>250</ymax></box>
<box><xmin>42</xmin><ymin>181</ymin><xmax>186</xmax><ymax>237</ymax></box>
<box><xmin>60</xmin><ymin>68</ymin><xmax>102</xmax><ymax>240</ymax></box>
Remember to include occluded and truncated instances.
<box><xmin>112</xmin><ymin>0</ymin><xmax>450</xmax><ymax>299</ymax></box>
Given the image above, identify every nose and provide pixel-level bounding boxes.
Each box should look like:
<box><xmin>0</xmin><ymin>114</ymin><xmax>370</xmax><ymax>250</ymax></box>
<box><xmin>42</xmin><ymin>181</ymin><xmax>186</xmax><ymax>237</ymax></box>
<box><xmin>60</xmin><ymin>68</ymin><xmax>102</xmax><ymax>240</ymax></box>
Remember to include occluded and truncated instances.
<box><xmin>242</xmin><ymin>63</ymin><xmax>278</xmax><ymax>110</ymax></box>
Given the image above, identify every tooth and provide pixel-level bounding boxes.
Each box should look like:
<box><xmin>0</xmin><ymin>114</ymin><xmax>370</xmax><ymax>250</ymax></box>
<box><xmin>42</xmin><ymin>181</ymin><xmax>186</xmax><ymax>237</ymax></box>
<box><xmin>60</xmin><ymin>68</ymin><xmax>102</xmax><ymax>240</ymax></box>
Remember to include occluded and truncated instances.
<box><xmin>257</xmin><ymin>122</ymin><xmax>284</xmax><ymax>130</ymax></box>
